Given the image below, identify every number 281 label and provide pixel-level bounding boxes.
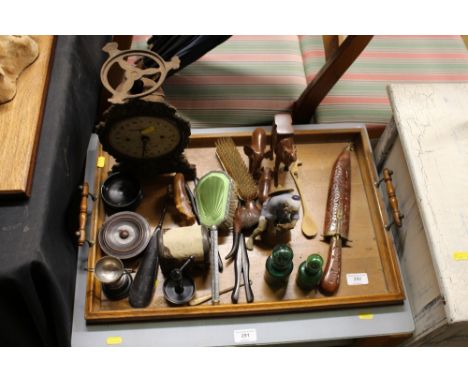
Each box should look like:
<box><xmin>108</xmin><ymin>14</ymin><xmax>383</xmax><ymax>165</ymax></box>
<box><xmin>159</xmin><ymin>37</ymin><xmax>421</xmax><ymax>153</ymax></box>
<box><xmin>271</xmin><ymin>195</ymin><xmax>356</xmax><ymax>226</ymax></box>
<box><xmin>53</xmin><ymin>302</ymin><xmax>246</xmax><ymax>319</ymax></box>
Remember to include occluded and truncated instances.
<box><xmin>346</xmin><ymin>273</ymin><xmax>369</xmax><ymax>285</ymax></box>
<box><xmin>234</xmin><ymin>329</ymin><xmax>257</xmax><ymax>344</ymax></box>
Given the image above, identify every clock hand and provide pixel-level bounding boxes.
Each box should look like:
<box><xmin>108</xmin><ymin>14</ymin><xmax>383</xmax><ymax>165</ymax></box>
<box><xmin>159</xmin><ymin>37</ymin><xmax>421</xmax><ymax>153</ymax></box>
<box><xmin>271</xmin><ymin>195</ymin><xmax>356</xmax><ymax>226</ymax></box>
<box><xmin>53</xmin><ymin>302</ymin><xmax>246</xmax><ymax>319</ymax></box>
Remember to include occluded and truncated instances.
<box><xmin>141</xmin><ymin>126</ymin><xmax>155</xmax><ymax>135</ymax></box>
<box><xmin>141</xmin><ymin>135</ymin><xmax>149</xmax><ymax>159</ymax></box>
<box><xmin>140</xmin><ymin>126</ymin><xmax>156</xmax><ymax>158</ymax></box>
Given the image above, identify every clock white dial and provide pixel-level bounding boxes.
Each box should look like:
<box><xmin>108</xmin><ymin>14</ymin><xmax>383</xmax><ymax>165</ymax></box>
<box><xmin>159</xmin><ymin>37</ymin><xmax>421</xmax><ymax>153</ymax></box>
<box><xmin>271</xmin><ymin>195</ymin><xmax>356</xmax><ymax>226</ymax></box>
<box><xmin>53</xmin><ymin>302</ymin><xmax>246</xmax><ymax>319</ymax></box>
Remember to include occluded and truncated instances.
<box><xmin>108</xmin><ymin>116</ymin><xmax>181</xmax><ymax>159</ymax></box>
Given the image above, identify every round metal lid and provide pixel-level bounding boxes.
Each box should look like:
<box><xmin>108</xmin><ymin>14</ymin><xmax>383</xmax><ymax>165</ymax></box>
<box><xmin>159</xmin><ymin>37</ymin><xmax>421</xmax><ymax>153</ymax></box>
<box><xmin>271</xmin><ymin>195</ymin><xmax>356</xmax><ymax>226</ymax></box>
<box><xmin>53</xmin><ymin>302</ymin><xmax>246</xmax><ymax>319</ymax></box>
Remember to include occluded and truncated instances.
<box><xmin>98</xmin><ymin>211</ymin><xmax>151</xmax><ymax>259</ymax></box>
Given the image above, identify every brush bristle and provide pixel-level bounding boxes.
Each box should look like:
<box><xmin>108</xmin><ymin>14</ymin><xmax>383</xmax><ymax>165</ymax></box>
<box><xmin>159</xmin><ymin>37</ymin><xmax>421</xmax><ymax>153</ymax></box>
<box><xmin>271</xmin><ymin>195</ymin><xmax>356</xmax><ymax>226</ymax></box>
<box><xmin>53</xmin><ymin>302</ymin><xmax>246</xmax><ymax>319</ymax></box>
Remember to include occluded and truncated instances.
<box><xmin>222</xmin><ymin>180</ymin><xmax>238</xmax><ymax>230</ymax></box>
<box><xmin>215</xmin><ymin>137</ymin><xmax>258</xmax><ymax>201</ymax></box>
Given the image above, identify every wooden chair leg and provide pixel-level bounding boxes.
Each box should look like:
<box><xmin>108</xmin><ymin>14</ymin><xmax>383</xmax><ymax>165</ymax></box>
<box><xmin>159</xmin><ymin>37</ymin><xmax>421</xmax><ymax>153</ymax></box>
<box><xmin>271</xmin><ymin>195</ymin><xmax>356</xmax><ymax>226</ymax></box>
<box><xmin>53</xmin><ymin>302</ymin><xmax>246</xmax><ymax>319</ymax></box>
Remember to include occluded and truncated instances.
<box><xmin>112</xmin><ymin>35</ymin><xmax>133</xmax><ymax>51</ymax></box>
<box><xmin>322</xmin><ymin>35</ymin><xmax>340</xmax><ymax>61</ymax></box>
<box><xmin>292</xmin><ymin>35</ymin><xmax>373</xmax><ymax>124</ymax></box>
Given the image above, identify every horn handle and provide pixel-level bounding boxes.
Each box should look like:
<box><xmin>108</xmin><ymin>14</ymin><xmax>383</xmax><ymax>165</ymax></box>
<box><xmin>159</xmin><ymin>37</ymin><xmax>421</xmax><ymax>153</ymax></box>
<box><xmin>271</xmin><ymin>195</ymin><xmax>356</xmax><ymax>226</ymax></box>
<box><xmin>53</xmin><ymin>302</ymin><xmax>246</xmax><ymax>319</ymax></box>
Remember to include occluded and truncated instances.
<box><xmin>128</xmin><ymin>208</ymin><xmax>166</xmax><ymax>308</ymax></box>
<box><xmin>128</xmin><ymin>229</ymin><xmax>160</xmax><ymax>308</ymax></box>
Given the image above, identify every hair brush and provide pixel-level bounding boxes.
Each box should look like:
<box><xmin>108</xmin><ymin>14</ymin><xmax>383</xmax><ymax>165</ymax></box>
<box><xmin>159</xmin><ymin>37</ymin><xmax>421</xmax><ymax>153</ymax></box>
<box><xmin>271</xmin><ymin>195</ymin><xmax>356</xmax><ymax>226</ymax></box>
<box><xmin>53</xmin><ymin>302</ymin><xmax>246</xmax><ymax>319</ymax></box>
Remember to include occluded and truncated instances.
<box><xmin>215</xmin><ymin>137</ymin><xmax>261</xmax><ymax>259</ymax></box>
<box><xmin>195</xmin><ymin>171</ymin><xmax>237</xmax><ymax>304</ymax></box>
<box><xmin>215</xmin><ymin>137</ymin><xmax>257</xmax><ymax>201</ymax></box>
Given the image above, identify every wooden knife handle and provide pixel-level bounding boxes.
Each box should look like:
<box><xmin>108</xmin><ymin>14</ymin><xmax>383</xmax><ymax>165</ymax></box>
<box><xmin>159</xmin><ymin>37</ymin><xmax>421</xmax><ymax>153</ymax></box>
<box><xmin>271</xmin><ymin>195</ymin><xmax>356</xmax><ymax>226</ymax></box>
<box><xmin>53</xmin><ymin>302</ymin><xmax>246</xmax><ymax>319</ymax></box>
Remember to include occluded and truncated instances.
<box><xmin>76</xmin><ymin>183</ymin><xmax>89</xmax><ymax>246</ymax></box>
<box><xmin>320</xmin><ymin>235</ymin><xmax>342</xmax><ymax>294</ymax></box>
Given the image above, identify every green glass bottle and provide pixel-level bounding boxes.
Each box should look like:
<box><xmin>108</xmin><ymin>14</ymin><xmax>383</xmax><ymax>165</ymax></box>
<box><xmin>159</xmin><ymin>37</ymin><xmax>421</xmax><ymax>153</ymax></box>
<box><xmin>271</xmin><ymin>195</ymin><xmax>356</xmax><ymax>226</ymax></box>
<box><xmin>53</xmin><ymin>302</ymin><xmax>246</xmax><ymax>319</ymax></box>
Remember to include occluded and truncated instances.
<box><xmin>296</xmin><ymin>254</ymin><xmax>324</xmax><ymax>290</ymax></box>
<box><xmin>264</xmin><ymin>244</ymin><xmax>294</xmax><ymax>289</ymax></box>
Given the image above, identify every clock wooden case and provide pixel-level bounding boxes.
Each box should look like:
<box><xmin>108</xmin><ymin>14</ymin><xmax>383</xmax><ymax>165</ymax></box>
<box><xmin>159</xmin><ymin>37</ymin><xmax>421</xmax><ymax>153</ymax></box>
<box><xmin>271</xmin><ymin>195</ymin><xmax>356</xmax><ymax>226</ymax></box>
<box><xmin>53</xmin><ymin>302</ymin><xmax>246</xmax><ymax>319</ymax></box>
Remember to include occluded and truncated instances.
<box><xmin>96</xmin><ymin>42</ymin><xmax>195</xmax><ymax>179</ymax></box>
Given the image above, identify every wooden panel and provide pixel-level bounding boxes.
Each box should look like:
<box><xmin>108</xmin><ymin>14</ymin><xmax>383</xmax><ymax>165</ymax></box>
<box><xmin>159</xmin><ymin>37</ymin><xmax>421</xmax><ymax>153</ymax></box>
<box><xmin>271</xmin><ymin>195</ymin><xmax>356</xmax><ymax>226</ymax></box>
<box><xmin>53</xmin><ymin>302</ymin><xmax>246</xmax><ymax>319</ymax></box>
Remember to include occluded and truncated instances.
<box><xmin>0</xmin><ymin>36</ymin><xmax>55</xmax><ymax>197</ymax></box>
<box><xmin>85</xmin><ymin>127</ymin><xmax>404</xmax><ymax>323</ymax></box>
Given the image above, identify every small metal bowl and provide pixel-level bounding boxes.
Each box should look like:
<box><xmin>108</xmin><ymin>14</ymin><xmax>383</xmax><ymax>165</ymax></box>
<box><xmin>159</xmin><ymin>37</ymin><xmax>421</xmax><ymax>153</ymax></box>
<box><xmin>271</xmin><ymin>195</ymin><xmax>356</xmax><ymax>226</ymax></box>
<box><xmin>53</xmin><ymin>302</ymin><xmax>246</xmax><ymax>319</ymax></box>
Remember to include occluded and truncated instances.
<box><xmin>101</xmin><ymin>172</ymin><xmax>143</xmax><ymax>212</ymax></box>
<box><xmin>94</xmin><ymin>256</ymin><xmax>132</xmax><ymax>300</ymax></box>
<box><xmin>94</xmin><ymin>256</ymin><xmax>125</xmax><ymax>284</ymax></box>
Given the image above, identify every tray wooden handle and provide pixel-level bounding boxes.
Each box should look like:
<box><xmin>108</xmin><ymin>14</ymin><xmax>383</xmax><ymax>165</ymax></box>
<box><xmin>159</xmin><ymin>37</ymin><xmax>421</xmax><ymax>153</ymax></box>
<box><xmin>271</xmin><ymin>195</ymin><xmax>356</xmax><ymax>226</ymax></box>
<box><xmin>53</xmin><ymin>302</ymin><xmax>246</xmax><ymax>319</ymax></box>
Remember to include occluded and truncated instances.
<box><xmin>320</xmin><ymin>235</ymin><xmax>342</xmax><ymax>294</ymax></box>
<box><xmin>376</xmin><ymin>168</ymin><xmax>404</xmax><ymax>229</ymax></box>
<box><xmin>76</xmin><ymin>182</ymin><xmax>89</xmax><ymax>246</ymax></box>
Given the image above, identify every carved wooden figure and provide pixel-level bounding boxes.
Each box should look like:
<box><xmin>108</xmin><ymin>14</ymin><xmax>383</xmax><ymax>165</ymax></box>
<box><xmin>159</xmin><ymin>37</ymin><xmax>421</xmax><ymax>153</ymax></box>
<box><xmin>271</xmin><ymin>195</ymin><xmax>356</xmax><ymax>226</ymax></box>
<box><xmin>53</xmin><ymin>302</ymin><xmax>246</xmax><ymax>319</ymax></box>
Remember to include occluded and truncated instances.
<box><xmin>266</xmin><ymin>114</ymin><xmax>297</xmax><ymax>186</ymax></box>
<box><xmin>243</xmin><ymin>128</ymin><xmax>267</xmax><ymax>180</ymax></box>
<box><xmin>258</xmin><ymin>167</ymin><xmax>273</xmax><ymax>205</ymax></box>
<box><xmin>173</xmin><ymin>172</ymin><xmax>196</xmax><ymax>226</ymax></box>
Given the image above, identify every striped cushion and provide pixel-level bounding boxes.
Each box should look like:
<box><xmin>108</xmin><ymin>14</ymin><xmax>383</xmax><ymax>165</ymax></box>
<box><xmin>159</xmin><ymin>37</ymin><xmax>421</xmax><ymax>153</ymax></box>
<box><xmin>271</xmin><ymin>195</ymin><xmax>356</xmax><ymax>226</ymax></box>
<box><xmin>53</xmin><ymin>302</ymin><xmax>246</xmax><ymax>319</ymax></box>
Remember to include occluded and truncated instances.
<box><xmin>299</xmin><ymin>35</ymin><xmax>326</xmax><ymax>82</ymax></box>
<box><xmin>131</xmin><ymin>35</ymin><xmax>468</xmax><ymax>128</ymax></box>
<box><xmin>131</xmin><ymin>35</ymin><xmax>312</xmax><ymax>127</ymax></box>
<box><xmin>308</xmin><ymin>36</ymin><xmax>468</xmax><ymax>125</ymax></box>
<box><xmin>131</xmin><ymin>35</ymin><xmax>149</xmax><ymax>50</ymax></box>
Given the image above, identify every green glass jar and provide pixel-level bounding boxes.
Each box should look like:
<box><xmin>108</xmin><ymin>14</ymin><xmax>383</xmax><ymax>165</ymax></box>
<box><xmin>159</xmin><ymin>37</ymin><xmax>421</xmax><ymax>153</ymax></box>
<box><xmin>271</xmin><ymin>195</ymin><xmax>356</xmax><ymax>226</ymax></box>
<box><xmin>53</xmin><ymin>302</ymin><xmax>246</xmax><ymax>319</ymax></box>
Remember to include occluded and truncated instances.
<box><xmin>296</xmin><ymin>254</ymin><xmax>323</xmax><ymax>290</ymax></box>
<box><xmin>264</xmin><ymin>244</ymin><xmax>294</xmax><ymax>289</ymax></box>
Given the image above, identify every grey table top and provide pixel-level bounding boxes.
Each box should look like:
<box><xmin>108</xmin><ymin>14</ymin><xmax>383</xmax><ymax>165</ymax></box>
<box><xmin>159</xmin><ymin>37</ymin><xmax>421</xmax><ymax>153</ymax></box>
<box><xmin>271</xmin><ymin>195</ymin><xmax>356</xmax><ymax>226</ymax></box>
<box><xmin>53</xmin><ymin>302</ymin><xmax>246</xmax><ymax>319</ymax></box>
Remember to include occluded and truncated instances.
<box><xmin>71</xmin><ymin>124</ymin><xmax>414</xmax><ymax>346</ymax></box>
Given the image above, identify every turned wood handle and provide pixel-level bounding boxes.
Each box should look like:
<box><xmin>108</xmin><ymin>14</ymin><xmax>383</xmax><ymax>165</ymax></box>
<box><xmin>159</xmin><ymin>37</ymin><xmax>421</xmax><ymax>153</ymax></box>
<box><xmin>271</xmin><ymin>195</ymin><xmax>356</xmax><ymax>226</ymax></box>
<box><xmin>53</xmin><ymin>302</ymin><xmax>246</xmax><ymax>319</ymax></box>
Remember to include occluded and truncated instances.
<box><xmin>383</xmin><ymin>168</ymin><xmax>404</xmax><ymax>228</ymax></box>
<box><xmin>320</xmin><ymin>235</ymin><xmax>342</xmax><ymax>294</ymax></box>
<box><xmin>76</xmin><ymin>183</ymin><xmax>89</xmax><ymax>246</ymax></box>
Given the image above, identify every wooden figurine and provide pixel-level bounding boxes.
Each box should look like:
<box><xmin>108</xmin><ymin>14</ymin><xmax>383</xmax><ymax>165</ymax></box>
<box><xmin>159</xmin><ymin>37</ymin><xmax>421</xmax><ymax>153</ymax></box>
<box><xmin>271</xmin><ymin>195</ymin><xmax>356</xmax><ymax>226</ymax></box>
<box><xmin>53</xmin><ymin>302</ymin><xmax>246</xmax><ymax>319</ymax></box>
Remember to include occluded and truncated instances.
<box><xmin>243</xmin><ymin>127</ymin><xmax>268</xmax><ymax>180</ymax></box>
<box><xmin>258</xmin><ymin>167</ymin><xmax>273</xmax><ymax>205</ymax></box>
<box><xmin>173</xmin><ymin>172</ymin><xmax>196</xmax><ymax>226</ymax></box>
<box><xmin>266</xmin><ymin>113</ymin><xmax>297</xmax><ymax>186</ymax></box>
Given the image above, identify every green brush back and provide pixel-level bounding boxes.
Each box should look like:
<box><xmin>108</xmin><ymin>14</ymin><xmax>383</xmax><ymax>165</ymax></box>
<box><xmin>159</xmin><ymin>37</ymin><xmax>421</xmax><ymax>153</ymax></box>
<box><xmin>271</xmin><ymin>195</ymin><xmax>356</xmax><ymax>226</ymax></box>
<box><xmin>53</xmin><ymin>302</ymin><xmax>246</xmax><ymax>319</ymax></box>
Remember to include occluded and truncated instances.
<box><xmin>195</xmin><ymin>171</ymin><xmax>235</xmax><ymax>227</ymax></box>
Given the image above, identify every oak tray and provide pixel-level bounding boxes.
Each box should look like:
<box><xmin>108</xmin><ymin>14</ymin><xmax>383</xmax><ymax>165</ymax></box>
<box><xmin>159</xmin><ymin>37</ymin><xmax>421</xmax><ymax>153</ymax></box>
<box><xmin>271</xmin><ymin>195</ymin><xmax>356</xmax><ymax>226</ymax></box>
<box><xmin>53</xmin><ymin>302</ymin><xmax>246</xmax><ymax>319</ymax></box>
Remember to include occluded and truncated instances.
<box><xmin>85</xmin><ymin>126</ymin><xmax>405</xmax><ymax>323</ymax></box>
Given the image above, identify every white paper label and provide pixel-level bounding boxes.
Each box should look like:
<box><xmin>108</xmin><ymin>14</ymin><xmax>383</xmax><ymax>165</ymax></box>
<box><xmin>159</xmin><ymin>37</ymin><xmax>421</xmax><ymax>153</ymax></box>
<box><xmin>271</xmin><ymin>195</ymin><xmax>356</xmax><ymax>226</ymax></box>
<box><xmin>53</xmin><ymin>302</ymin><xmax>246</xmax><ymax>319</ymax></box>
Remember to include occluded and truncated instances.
<box><xmin>346</xmin><ymin>273</ymin><xmax>369</xmax><ymax>285</ymax></box>
<box><xmin>234</xmin><ymin>328</ymin><xmax>257</xmax><ymax>344</ymax></box>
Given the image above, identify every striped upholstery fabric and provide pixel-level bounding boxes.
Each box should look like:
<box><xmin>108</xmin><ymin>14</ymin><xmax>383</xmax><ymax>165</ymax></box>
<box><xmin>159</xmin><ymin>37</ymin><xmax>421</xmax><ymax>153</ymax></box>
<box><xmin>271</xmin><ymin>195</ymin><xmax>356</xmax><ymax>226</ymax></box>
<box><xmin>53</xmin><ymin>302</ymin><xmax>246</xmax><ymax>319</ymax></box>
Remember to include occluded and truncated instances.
<box><xmin>308</xmin><ymin>36</ymin><xmax>468</xmax><ymax>126</ymax></box>
<box><xmin>131</xmin><ymin>35</ymin><xmax>468</xmax><ymax>129</ymax></box>
<box><xmin>131</xmin><ymin>35</ymin><xmax>149</xmax><ymax>50</ymax></box>
<box><xmin>131</xmin><ymin>35</ymin><xmax>311</xmax><ymax>127</ymax></box>
<box><xmin>298</xmin><ymin>35</ymin><xmax>326</xmax><ymax>82</ymax></box>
